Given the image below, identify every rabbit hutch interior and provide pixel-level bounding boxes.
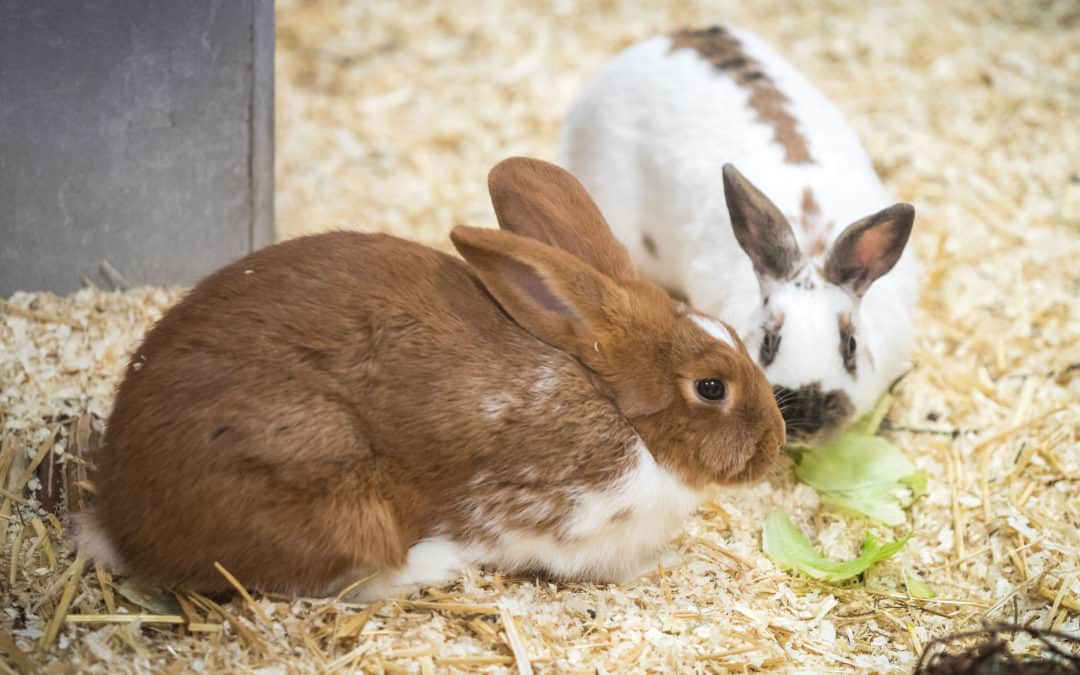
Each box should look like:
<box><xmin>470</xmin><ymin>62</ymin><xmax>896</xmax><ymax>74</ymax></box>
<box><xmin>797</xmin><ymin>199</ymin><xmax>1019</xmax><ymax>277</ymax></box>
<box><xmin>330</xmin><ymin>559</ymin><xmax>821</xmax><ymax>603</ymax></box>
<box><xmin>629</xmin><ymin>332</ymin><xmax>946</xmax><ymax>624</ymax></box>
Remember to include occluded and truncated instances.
<box><xmin>2</xmin><ymin>0</ymin><xmax>1079</xmax><ymax>672</ymax></box>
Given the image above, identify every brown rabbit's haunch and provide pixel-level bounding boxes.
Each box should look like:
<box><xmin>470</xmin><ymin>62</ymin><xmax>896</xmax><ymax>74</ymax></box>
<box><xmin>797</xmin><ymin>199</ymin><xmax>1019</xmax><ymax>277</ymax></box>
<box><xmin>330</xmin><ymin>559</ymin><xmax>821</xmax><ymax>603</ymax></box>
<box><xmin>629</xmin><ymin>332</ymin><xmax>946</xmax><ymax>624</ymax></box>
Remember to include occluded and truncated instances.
<box><xmin>78</xmin><ymin>158</ymin><xmax>785</xmax><ymax>599</ymax></box>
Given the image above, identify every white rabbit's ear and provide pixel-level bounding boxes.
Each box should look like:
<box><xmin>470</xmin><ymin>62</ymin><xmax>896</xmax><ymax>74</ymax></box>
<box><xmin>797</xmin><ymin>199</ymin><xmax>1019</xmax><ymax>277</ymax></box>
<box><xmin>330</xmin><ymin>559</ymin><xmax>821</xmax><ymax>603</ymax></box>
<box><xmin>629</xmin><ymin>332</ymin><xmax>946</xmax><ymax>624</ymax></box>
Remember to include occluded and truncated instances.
<box><xmin>823</xmin><ymin>203</ymin><xmax>914</xmax><ymax>297</ymax></box>
<box><xmin>722</xmin><ymin>164</ymin><xmax>803</xmax><ymax>286</ymax></box>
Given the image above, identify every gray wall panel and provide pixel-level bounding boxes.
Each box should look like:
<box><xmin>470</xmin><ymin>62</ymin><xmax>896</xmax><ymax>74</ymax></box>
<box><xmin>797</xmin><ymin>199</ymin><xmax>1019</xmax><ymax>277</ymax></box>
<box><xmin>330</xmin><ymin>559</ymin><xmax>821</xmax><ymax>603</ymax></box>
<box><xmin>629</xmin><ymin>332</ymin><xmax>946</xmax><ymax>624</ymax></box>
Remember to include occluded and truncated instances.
<box><xmin>0</xmin><ymin>0</ymin><xmax>274</xmax><ymax>294</ymax></box>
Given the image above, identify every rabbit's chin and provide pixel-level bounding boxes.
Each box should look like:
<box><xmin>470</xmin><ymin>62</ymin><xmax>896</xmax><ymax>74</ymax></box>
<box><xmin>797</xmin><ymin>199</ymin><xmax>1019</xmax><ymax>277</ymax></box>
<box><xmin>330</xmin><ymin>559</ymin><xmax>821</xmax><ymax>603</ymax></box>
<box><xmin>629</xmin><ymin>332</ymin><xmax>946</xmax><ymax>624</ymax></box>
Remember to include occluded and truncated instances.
<box><xmin>716</xmin><ymin>429</ymin><xmax>784</xmax><ymax>485</ymax></box>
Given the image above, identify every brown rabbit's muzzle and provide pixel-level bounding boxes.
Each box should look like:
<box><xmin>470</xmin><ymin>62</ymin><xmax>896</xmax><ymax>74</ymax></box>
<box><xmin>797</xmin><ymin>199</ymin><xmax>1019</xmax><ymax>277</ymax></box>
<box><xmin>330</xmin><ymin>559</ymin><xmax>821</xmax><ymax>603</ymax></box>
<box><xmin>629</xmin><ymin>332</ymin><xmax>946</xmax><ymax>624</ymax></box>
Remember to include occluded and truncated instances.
<box><xmin>734</xmin><ymin>380</ymin><xmax>786</xmax><ymax>482</ymax></box>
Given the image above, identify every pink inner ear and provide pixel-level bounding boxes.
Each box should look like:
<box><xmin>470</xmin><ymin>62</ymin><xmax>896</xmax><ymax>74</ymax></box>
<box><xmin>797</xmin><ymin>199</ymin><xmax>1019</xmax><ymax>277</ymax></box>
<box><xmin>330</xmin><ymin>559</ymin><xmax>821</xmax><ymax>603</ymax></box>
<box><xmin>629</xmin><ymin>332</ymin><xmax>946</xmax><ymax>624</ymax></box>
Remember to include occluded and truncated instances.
<box><xmin>855</xmin><ymin>227</ymin><xmax>888</xmax><ymax>267</ymax></box>
<box><xmin>507</xmin><ymin>256</ymin><xmax>576</xmax><ymax>319</ymax></box>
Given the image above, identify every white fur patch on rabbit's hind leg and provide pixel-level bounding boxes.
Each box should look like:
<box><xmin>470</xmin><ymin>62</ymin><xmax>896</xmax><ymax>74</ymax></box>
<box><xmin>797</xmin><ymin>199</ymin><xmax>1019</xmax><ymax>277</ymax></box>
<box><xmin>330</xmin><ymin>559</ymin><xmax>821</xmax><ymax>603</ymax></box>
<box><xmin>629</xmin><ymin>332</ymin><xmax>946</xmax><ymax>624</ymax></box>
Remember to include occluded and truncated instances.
<box><xmin>614</xmin><ymin>549</ymin><xmax>686</xmax><ymax>585</ymax></box>
<box><xmin>339</xmin><ymin>536</ymin><xmax>475</xmax><ymax>601</ymax></box>
<box><xmin>73</xmin><ymin>510</ymin><xmax>128</xmax><ymax>574</ymax></box>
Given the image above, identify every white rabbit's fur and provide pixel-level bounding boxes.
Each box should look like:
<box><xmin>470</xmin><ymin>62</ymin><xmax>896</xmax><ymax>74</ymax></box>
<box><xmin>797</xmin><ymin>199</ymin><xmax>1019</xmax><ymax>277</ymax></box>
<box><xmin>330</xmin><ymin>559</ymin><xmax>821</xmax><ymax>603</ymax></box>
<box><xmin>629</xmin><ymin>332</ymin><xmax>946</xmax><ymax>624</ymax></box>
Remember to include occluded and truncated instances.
<box><xmin>563</xmin><ymin>26</ymin><xmax>917</xmax><ymax>439</ymax></box>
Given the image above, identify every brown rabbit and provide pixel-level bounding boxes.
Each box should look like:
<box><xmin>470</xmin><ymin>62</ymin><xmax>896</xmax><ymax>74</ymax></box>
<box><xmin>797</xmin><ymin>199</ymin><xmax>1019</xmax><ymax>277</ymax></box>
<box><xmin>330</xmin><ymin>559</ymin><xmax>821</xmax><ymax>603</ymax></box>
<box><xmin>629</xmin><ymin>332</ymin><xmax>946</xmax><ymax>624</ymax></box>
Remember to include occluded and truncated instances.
<box><xmin>77</xmin><ymin>157</ymin><xmax>785</xmax><ymax>600</ymax></box>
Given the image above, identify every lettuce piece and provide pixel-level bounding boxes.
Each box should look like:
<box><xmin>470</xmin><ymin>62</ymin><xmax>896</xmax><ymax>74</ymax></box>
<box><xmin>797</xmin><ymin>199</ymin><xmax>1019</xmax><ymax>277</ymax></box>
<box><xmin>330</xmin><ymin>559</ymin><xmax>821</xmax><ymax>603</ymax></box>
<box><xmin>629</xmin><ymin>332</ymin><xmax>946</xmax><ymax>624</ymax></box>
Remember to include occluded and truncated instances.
<box><xmin>793</xmin><ymin>432</ymin><xmax>925</xmax><ymax>526</ymax></box>
<box><xmin>763</xmin><ymin>511</ymin><xmax>910</xmax><ymax>583</ymax></box>
<box><xmin>904</xmin><ymin>570</ymin><xmax>937</xmax><ymax>599</ymax></box>
<box><xmin>820</xmin><ymin>486</ymin><xmax>908</xmax><ymax>527</ymax></box>
<box><xmin>795</xmin><ymin>433</ymin><xmax>915</xmax><ymax>491</ymax></box>
<box><xmin>853</xmin><ymin>392</ymin><xmax>894</xmax><ymax>436</ymax></box>
<box><xmin>901</xmin><ymin>469</ymin><xmax>928</xmax><ymax>500</ymax></box>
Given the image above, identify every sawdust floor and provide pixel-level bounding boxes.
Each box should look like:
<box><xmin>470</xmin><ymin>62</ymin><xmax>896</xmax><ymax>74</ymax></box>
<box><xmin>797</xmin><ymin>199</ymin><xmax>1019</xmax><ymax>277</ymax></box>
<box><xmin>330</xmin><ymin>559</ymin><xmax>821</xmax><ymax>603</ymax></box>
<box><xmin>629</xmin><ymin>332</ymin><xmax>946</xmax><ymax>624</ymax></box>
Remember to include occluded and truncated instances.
<box><xmin>2</xmin><ymin>0</ymin><xmax>1079</xmax><ymax>672</ymax></box>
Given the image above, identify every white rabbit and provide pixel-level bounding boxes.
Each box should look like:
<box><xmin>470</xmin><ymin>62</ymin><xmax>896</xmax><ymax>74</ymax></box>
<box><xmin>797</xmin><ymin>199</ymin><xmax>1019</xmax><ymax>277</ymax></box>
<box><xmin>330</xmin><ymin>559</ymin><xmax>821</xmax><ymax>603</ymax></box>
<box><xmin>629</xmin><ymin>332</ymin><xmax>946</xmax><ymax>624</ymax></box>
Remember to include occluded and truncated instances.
<box><xmin>562</xmin><ymin>25</ymin><xmax>917</xmax><ymax>444</ymax></box>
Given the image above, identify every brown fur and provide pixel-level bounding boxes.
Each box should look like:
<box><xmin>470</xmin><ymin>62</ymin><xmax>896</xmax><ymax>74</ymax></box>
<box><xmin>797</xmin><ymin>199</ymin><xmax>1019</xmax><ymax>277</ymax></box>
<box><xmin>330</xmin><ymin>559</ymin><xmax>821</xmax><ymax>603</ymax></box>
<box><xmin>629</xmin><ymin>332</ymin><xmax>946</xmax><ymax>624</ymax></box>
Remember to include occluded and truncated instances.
<box><xmin>486</xmin><ymin>156</ymin><xmax>636</xmax><ymax>281</ymax></box>
<box><xmin>669</xmin><ymin>26</ymin><xmax>814</xmax><ymax>164</ymax></box>
<box><xmin>82</xmin><ymin>158</ymin><xmax>784</xmax><ymax>596</ymax></box>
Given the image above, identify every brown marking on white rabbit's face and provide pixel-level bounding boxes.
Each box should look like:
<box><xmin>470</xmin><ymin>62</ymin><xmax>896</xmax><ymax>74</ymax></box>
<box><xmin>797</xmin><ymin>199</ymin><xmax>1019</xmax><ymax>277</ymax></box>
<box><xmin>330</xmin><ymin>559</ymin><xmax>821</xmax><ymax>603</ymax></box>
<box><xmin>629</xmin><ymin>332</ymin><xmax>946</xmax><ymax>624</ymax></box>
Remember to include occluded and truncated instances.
<box><xmin>584</xmin><ymin>282</ymin><xmax>786</xmax><ymax>489</ymax></box>
<box><xmin>759</xmin><ymin>312</ymin><xmax>784</xmax><ymax>367</ymax></box>
<box><xmin>669</xmin><ymin>26</ymin><xmax>814</xmax><ymax>165</ymax></box>
<box><xmin>641</xmin><ymin>234</ymin><xmax>659</xmax><ymax>257</ymax></box>
<box><xmin>800</xmin><ymin>187</ymin><xmax>821</xmax><ymax>229</ymax></box>
<box><xmin>799</xmin><ymin>187</ymin><xmax>829</xmax><ymax>257</ymax></box>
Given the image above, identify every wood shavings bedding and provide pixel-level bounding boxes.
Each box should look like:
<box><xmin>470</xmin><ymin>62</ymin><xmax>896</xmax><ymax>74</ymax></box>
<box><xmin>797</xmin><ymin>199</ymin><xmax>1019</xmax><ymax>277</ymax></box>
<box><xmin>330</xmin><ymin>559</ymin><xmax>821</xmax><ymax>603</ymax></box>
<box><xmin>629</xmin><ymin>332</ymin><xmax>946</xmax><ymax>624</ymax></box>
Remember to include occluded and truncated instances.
<box><xmin>3</xmin><ymin>0</ymin><xmax>1079</xmax><ymax>672</ymax></box>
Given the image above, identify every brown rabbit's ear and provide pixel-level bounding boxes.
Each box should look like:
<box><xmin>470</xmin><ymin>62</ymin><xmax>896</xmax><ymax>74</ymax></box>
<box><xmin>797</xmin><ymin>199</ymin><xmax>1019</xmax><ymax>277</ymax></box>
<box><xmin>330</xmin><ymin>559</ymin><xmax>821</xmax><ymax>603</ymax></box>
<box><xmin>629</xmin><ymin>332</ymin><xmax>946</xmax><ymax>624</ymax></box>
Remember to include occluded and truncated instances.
<box><xmin>823</xmin><ymin>203</ymin><xmax>914</xmax><ymax>297</ymax></box>
<box><xmin>451</xmin><ymin>225</ymin><xmax>623</xmax><ymax>357</ymax></box>
<box><xmin>487</xmin><ymin>157</ymin><xmax>636</xmax><ymax>282</ymax></box>
<box><xmin>722</xmin><ymin>164</ymin><xmax>804</xmax><ymax>285</ymax></box>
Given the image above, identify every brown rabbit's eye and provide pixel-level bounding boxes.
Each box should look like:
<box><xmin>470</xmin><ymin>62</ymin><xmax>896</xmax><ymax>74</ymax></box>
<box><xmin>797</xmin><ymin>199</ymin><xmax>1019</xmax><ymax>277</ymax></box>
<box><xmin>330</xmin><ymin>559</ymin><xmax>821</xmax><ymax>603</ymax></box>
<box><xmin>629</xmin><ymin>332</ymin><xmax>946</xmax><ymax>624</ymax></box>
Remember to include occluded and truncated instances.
<box><xmin>695</xmin><ymin>379</ymin><xmax>726</xmax><ymax>402</ymax></box>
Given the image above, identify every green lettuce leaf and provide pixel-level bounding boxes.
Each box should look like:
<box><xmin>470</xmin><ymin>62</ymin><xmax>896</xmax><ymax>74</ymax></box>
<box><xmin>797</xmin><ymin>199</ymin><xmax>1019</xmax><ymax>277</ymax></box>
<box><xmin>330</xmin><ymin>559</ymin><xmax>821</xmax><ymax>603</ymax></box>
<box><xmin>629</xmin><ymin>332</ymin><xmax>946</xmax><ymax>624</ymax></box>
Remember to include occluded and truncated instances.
<box><xmin>793</xmin><ymin>432</ymin><xmax>925</xmax><ymax>526</ymax></box>
<box><xmin>763</xmin><ymin>511</ymin><xmax>910</xmax><ymax>583</ymax></box>
<box><xmin>904</xmin><ymin>571</ymin><xmax>937</xmax><ymax>599</ymax></box>
<box><xmin>853</xmin><ymin>392</ymin><xmax>894</xmax><ymax>436</ymax></box>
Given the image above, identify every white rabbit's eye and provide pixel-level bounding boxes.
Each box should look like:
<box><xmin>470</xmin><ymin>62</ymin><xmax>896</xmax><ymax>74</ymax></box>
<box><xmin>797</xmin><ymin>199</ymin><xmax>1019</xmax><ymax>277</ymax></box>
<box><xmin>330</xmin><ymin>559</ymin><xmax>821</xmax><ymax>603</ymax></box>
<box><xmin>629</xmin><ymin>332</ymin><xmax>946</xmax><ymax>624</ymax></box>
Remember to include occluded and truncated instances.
<box><xmin>760</xmin><ymin>330</ymin><xmax>781</xmax><ymax>366</ymax></box>
<box><xmin>839</xmin><ymin>319</ymin><xmax>858</xmax><ymax>375</ymax></box>
<box><xmin>695</xmin><ymin>378</ymin><xmax>727</xmax><ymax>402</ymax></box>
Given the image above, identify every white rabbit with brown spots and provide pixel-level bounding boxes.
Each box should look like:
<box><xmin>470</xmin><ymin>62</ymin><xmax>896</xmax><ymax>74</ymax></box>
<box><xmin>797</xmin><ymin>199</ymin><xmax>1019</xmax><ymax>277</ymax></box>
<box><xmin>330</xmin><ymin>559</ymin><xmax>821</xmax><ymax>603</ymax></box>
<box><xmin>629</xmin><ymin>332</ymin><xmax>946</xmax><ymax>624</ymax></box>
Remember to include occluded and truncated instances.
<box><xmin>563</xmin><ymin>25</ymin><xmax>917</xmax><ymax>444</ymax></box>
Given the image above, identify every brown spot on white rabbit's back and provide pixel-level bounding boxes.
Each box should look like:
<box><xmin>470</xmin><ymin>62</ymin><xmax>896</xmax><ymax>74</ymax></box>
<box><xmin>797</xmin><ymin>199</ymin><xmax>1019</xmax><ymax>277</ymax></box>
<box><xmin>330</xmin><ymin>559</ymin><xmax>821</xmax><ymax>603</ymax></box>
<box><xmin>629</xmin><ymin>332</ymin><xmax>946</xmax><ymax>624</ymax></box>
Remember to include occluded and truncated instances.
<box><xmin>669</xmin><ymin>26</ymin><xmax>814</xmax><ymax>165</ymax></box>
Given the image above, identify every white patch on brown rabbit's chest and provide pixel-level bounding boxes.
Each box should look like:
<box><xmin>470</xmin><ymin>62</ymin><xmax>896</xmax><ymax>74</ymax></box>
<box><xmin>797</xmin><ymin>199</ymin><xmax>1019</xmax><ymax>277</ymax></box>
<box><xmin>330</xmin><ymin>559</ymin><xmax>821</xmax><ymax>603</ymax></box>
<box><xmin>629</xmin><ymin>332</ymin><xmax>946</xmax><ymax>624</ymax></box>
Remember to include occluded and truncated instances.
<box><xmin>342</xmin><ymin>438</ymin><xmax>701</xmax><ymax>601</ymax></box>
<box><xmin>466</xmin><ymin>437</ymin><xmax>704</xmax><ymax>582</ymax></box>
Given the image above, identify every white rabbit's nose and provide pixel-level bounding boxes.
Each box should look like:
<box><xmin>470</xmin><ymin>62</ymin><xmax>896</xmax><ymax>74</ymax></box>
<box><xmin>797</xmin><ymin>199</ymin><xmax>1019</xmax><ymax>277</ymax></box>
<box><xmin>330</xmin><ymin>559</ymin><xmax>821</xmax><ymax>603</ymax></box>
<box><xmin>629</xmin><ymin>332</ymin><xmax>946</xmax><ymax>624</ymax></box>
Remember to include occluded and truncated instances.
<box><xmin>772</xmin><ymin>383</ymin><xmax>854</xmax><ymax>443</ymax></box>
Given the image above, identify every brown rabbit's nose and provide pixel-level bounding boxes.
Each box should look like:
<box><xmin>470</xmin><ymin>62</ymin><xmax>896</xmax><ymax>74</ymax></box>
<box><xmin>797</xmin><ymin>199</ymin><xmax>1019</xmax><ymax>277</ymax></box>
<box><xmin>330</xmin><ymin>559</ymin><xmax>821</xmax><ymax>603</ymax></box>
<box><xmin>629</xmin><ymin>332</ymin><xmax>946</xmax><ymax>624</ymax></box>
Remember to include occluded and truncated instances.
<box><xmin>772</xmin><ymin>383</ymin><xmax>854</xmax><ymax>443</ymax></box>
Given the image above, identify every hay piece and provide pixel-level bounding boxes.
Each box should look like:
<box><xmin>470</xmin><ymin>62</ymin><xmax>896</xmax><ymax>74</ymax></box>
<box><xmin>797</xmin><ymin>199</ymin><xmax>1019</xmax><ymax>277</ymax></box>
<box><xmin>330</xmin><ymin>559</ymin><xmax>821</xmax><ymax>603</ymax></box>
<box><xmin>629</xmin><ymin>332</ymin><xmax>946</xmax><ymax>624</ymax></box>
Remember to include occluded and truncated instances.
<box><xmin>94</xmin><ymin>564</ymin><xmax>115</xmax><ymax>614</ymax></box>
<box><xmin>0</xmin><ymin>488</ymin><xmax>31</xmax><ymax>506</ymax></box>
<box><xmin>1039</xmin><ymin>583</ymin><xmax>1080</xmax><ymax>615</ymax></box>
<box><xmin>190</xmin><ymin>593</ymin><xmax>266</xmax><ymax>656</ymax></box>
<box><xmin>498</xmin><ymin>605</ymin><xmax>533</xmax><ymax>675</ymax></box>
<box><xmin>436</xmin><ymin>655</ymin><xmax>514</xmax><ymax>666</ymax></box>
<box><xmin>327</xmin><ymin>642</ymin><xmax>374</xmax><ymax>670</ymax></box>
<box><xmin>0</xmin><ymin>631</ymin><xmax>33</xmax><ymax>675</ymax></box>
<box><xmin>338</xmin><ymin>601</ymin><xmax>382</xmax><ymax>639</ymax></box>
<box><xmin>64</xmin><ymin>615</ymin><xmax>186</xmax><ymax>625</ymax></box>
<box><xmin>37</xmin><ymin>556</ymin><xmax>84</xmax><ymax>653</ymax></box>
<box><xmin>29</xmin><ymin>519</ymin><xmax>56</xmax><ymax>570</ymax></box>
<box><xmin>0</xmin><ymin>426</ymin><xmax>55</xmax><ymax>518</ymax></box>
<box><xmin>212</xmin><ymin>561</ymin><xmax>272</xmax><ymax>626</ymax></box>
<box><xmin>173</xmin><ymin>593</ymin><xmax>201</xmax><ymax>627</ymax></box>
<box><xmin>331</xmin><ymin>571</ymin><xmax>379</xmax><ymax>603</ymax></box>
<box><xmin>396</xmin><ymin>600</ymin><xmax>499</xmax><ymax>615</ymax></box>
